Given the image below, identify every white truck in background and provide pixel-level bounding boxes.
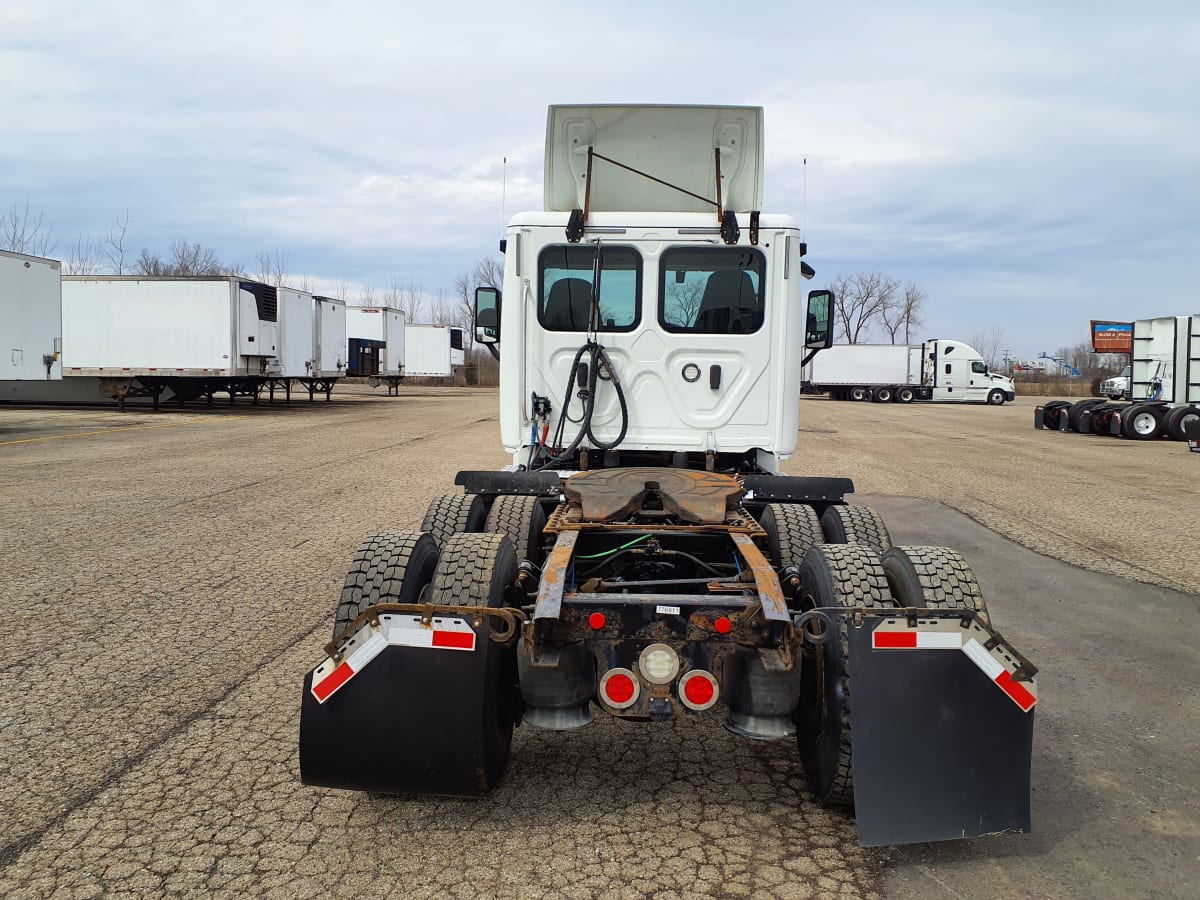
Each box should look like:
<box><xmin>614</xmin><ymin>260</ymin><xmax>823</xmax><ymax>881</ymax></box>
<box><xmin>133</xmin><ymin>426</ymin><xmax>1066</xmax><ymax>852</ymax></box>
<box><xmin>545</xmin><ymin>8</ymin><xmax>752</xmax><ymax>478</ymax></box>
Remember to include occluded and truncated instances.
<box><xmin>803</xmin><ymin>339</ymin><xmax>1015</xmax><ymax>405</ymax></box>
<box><xmin>0</xmin><ymin>250</ymin><xmax>61</xmax><ymax>391</ymax></box>
<box><xmin>1100</xmin><ymin>365</ymin><xmax>1131</xmax><ymax>400</ymax></box>
<box><xmin>403</xmin><ymin>324</ymin><xmax>464</xmax><ymax>377</ymax></box>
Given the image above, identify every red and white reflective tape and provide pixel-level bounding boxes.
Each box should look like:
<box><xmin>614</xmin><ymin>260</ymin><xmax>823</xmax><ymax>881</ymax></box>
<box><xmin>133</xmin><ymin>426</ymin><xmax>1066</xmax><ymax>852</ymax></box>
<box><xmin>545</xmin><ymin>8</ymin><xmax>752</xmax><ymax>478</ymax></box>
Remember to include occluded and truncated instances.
<box><xmin>310</xmin><ymin>615</ymin><xmax>477</xmax><ymax>704</ymax></box>
<box><xmin>871</xmin><ymin>619</ymin><xmax>1037</xmax><ymax>712</ymax></box>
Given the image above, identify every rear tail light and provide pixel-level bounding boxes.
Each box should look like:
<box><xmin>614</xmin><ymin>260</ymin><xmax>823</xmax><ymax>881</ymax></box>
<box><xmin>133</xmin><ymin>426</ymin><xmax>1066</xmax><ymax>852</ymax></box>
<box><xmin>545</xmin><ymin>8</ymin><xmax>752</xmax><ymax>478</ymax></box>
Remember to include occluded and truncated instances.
<box><xmin>678</xmin><ymin>670</ymin><xmax>719</xmax><ymax>711</ymax></box>
<box><xmin>599</xmin><ymin>668</ymin><xmax>639</xmax><ymax>709</ymax></box>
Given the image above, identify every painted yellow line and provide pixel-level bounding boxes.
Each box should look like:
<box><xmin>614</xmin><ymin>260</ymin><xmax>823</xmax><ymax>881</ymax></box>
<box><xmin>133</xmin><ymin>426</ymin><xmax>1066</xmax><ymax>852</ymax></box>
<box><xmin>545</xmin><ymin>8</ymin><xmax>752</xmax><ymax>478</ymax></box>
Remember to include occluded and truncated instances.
<box><xmin>0</xmin><ymin>415</ymin><xmax>249</xmax><ymax>446</ymax></box>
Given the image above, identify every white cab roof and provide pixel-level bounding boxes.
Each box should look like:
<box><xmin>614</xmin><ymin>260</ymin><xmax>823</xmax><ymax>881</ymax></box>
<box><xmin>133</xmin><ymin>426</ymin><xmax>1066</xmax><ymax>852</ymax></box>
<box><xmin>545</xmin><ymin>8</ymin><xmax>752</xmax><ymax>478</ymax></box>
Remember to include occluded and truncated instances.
<box><xmin>544</xmin><ymin>105</ymin><xmax>764</xmax><ymax>214</ymax></box>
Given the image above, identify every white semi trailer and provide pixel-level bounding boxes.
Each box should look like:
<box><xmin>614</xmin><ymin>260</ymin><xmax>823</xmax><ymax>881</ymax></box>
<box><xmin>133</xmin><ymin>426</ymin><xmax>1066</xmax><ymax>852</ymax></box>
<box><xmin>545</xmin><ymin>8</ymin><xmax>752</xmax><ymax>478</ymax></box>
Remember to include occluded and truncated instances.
<box><xmin>33</xmin><ymin>276</ymin><xmax>284</xmax><ymax>407</ymax></box>
<box><xmin>403</xmin><ymin>324</ymin><xmax>464</xmax><ymax>377</ymax></box>
<box><xmin>803</xmin><ymin>339</ymin><xmax>1016</xmax><ymax>405</ymax></box>
<box><xmin>0</xmin><ymin>250</ymin><xmax>61</xmax><ymax>392</ymax></box>
<box><xmin>269</xmin><ymin>290</ymin><xmax>346</xmax><ymax>402</ymax></box>
<box><xmin>346</xmin><ymin>306</ymin><xmax>405</xmax><ymax>393</ymax></box>
<box><xmin>299</xmin><ymin>104</ymin><xmax>1039</xmax><ymax>848</ymax></box>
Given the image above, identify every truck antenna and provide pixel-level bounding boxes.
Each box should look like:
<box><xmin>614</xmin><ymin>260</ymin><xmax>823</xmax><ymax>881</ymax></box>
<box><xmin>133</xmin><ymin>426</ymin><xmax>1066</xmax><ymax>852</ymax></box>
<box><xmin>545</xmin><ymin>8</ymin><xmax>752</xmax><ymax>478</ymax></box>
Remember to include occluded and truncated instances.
<box><xmin>501</xmin><ymin>156</ymin><xmax>507</xmax><ymax>234</ymax></box>
<box><xmin>802</xmin><ymin>157</ymin><xmax>807</xmax><ymax>241</ymax></box>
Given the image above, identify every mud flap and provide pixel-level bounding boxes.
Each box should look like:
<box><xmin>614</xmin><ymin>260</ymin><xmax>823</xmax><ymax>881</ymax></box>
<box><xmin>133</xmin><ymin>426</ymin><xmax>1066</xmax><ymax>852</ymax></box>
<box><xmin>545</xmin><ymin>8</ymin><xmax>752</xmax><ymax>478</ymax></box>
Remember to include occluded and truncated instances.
<box><xmin>846</xmin><ymin>615</ymin><xmax>1035</xmax><ymax>847</ymax></box>
<box><xmin>299</xmin><ymin>619</ymin><xmax>505</xmax><ymax>796</ymax></box>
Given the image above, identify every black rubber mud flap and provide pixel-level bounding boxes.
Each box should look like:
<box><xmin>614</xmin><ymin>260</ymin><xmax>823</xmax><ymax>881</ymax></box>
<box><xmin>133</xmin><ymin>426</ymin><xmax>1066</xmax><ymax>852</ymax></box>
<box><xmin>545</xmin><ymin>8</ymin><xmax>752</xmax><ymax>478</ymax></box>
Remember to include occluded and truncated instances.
<box><xmin>299</xmin><ymin>637</ymin><xmax>499</xmax><ymax>797</ymax></box>
<box><xmin>846</xmin><ymin>620</ymin><xmax>1034</xmax><ymax>847</ymax></box>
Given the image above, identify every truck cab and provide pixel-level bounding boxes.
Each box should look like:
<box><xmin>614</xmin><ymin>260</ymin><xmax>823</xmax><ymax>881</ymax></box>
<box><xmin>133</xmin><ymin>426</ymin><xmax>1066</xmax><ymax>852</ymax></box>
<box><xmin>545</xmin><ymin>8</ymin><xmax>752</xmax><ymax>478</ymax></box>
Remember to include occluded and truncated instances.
<box><xmin>1100</xmin><ymin>365</ymin><xmax>1131</xmax><ymax>400</ymax></box>
<box><xmin>474</xmin><ymin>105</ymin><xmax>832</xmax><ymax>473</ymax></box>
<box><xmin>923</xmin><ymin>339</ymin><xmax>1015</xmax><ymax>403</ymax></box>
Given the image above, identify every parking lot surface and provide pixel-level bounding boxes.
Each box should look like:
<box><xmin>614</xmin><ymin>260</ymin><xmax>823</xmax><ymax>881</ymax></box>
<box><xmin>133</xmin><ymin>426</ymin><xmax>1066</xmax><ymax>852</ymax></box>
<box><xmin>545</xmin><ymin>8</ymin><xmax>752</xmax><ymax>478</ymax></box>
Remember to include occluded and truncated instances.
<box><xmin>0</xmin><ymin>388</ymin><xmax>1196</xmax><ymax>898</ymax></box>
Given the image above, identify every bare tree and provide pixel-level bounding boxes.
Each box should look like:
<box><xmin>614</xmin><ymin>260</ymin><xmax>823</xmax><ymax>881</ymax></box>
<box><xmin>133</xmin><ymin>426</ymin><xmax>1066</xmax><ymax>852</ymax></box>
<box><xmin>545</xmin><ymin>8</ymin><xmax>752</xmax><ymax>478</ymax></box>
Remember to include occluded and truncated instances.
<box><xmin>102</xmin><ymin>211</ymin><xmax>130</xmax><ymax>274</ymax></box>
<box><xmin>663</xmin><ymin>279</ymin><xmax>705</xmax><ymax>328</ymax></box>
<box><xmin>968</xmin><ymin>325</ymin><xmax>1006</xmax><ymax>369</ymax></box>
<box><xmin>1</xmin><ymin>201</ymin><xmax>56</xmax><ymax>257</ymax></box>
<box><xmin>359</xmin><ymin>284</ymin><xmax>377</xmax><ymax>307</ymax></box>
<box><xmin>880</xmin><ymin>281</ymin><xmax>926</xmax><ymax>344</ymax></box>
<box><xmin>399</xmin><ymin>279</ymin><xmax>425</xmax><ymax>322</ymax></box>
<box><xmin>382</xmin><ymin>277</ymin><xmax>403</xmax><ymax>310</ymax></box>
<box><xmin>830</xmin><ymin>272</ymin><xmax>900</xmax><ymax>343</ymax></box>
<box><xmin>428</xmin><ymin>290</ymin><xmax>452</xmax><ymax>325</ymax></box>
<box><xmin>473</xmin><ymin>256</ymin><xmax>503</xmax><ymax>289</ymax></box>
<box><xmin>63</xmin><ymin>235</ymin><xmax>104</xmax><ymax>274</ymax></box>
<box><xmin>254</xmin><ymin>248</ymin><xmax>290</xmax><ymax>286</ymax></box>
<box><xmin>134</xmin><ymin>239</ymin><xmax>225</xmax><ymax>276</ymax></box>
<box><xmin>297</xmin><ymin>273</ymin><xmax>313</xmax><ymax>293</ymax></box>
<box><xmin>334</xmin><ymin>281</ymin><xmax>350</xmax><ymax>303</ymax></box>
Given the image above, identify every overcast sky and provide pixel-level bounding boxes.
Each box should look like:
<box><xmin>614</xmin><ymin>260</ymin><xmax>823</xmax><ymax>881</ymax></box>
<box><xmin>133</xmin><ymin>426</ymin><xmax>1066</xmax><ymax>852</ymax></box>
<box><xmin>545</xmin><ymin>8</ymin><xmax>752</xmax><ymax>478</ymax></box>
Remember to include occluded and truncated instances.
<box><xmin>3</xmin><ymin>1</ymin><xmax>1197</xmax><ymax>357</ymax></box>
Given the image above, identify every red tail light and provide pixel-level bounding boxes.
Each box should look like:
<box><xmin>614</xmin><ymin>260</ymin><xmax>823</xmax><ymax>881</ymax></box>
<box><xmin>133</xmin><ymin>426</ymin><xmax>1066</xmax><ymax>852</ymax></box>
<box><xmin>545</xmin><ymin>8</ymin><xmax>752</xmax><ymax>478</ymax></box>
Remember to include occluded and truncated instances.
<box><xmin>599</xmin><ymin>668</ymin><xmax>639</xmax><ymax>709</ymax></box>
<box><xmin>678</xmin><ymin>670</ymin><xmax>719</xmax><ymax>711</ymax></box>
<box><xmin>588</xmin><ymin>612</ymin><xmax>606</xmax><ymax>630</ymax></box>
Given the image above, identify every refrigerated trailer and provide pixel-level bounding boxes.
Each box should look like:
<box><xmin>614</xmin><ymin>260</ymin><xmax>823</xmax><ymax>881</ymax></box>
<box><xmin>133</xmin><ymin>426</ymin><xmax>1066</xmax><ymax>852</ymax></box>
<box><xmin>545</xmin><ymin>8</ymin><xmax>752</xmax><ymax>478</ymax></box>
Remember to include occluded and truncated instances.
<box><xmin>16</xmin><ymin>276</ymin><xmax>287</xmax><ymax>407</ymax></box>
<box><xmin>1</xmin><ymin>250</ymin><xmax>62</xmax><ymax>393</ymax></box>
<box><xmin>1036</xmin><ymin>315</ymin><xmax>1200</xmax><ymax>440</ymax></box>
<box><xmin>403</xmin><ymin>324</ymin><xmax>464</xmax><ymax>377</ymax></box>
<box><xmin>803</xmin><ymin>339</ymin><xmax>1015</xmax><ymax>404</ymax></box>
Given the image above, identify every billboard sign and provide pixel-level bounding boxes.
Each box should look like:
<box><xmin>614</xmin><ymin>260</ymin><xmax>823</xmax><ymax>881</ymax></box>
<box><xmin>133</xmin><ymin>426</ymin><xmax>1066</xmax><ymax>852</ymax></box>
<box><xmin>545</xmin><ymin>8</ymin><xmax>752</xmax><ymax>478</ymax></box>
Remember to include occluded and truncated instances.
<box><xmin>1091</xmin><ymin>320</ymin><xmax>1133</xmax><ymax>353</ymax></box>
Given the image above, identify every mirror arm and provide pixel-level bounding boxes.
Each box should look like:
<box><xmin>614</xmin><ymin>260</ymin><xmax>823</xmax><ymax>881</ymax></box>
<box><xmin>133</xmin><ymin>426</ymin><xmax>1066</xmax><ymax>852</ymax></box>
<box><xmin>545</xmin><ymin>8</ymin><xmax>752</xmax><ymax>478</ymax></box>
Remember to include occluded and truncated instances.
<box><xmin>801</xmin><ymin>348</ymin><xmax>821</xmax><ymax>367</ymax></box>
<box><xmin>486</xmin><ymin>343</ymin><xmax>500</xmax><ymax>361</ymax></box>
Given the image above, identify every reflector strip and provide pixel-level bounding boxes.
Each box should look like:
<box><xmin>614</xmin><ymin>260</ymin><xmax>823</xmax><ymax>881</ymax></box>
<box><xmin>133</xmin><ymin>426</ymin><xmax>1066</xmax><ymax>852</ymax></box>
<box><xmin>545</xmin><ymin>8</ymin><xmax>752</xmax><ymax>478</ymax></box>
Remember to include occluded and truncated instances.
<box><xmin>309</xmin><ymin>615</ymin><xmax>476</xmax><ymax>704</ymax></box>
<box><xmin>871</xmin><ymin>620</ymin><xmax>1037</xmax><ymax>712</ymax></box>
<box><xmin>872</xmin><ymin>631</ymin><xmax>962</xmax><ymax>650</ymax></box>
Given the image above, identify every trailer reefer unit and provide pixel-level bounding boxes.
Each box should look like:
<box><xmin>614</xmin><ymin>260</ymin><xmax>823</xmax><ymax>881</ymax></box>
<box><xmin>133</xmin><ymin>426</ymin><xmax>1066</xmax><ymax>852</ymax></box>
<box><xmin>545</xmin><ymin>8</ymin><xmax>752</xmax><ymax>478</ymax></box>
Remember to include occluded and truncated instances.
<box><xmin>299</xmin><ymin>104</ymin><xmax>1039</xmax><ymax>849</ymax></box>
<box><xmin>1</xmin><ymin>250</ymin><xmax>61</xmax><ymax>383</ymax></box>
<box><xmin>804</xmin><ymin>339</ymin><xmax>1015</xmax><ymax>404</ymax></box>
<box><xmin>346</xmin><ymin>306</ymin><xmax>405</xmax><ymax>378</ymax></box>
<box><xmin>403</xmin><ymin>324</ymin><xmax>461</xmax><ymax>377</ymax></box>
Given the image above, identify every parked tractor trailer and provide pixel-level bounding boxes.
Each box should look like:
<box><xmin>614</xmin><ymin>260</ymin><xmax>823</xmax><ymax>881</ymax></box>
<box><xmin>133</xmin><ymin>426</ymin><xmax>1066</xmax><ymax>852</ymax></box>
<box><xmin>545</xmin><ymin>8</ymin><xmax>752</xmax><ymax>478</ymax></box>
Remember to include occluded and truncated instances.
<box><xmin>1036</xmin><ymin>315</ymin><xmax>1199</xmax><ymax>441</ymax></box>
<box><xmin>299</xmin><ymin>105</ymin><xmax>1038</xmax><ymax>847</ymax></box>
<box><xmin>803</xmin><ymin>339</ymin><xmax>1015</xmax><ymax>404</ymax></box>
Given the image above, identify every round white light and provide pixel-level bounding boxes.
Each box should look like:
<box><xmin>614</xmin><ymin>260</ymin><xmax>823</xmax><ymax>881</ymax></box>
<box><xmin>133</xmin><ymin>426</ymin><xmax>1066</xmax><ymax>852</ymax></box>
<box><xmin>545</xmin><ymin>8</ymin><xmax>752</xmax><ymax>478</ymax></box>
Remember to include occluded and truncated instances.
<box><xmin>638</xmin><ymin>643</ymin><xmax>680</xmax><ymax>685</ymax></box>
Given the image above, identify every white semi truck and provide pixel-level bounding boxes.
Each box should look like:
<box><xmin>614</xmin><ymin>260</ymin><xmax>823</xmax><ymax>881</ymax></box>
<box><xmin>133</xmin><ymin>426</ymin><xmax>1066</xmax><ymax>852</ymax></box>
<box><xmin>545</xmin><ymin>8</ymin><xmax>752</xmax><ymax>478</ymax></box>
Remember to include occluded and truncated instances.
<box><xmin>803</xmin><ymin>340</ymin><xmax>1016</xmax><ymax>405</ymax></box>
<box><xmin>299</xmin><ymin>104</ymin><xmax>1039</xmax><ymax>848</ymax></box>
<box><xmin>0</xmin><ymin>250</ymin><xmax>61</xmax><ymax>392</ymax></box>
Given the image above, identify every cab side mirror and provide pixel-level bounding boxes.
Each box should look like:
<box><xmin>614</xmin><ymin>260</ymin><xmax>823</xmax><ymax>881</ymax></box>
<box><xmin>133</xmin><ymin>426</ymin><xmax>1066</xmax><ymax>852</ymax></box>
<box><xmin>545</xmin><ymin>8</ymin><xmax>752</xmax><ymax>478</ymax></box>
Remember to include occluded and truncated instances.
<box><xmin>805</xmin><ymin>289</ymin><xmax>834</xmax><ymax>349</ymax></box>
<box><xmin>475</xmin><ymin>286</ymin><xmax>500</xmax><ymax>344</ymax></box>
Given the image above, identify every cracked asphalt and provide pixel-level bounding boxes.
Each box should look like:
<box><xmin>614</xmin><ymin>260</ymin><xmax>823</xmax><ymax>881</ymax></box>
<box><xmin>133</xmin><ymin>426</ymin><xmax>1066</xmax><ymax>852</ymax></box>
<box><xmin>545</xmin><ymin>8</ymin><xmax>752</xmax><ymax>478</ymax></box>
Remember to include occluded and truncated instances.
<box><xmin>0</xmin><ymin>388</ymin><xmax>1195</xmax><ymax>898</ymax></box>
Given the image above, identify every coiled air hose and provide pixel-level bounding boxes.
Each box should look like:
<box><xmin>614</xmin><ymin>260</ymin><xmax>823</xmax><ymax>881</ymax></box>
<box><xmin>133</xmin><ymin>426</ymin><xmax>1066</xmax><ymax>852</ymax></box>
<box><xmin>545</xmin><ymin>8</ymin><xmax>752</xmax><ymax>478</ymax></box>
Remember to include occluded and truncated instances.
<box><xmin>535</xmin><ymin>339</ymin><xmax>629</xmax><ymax>469</ymax></box>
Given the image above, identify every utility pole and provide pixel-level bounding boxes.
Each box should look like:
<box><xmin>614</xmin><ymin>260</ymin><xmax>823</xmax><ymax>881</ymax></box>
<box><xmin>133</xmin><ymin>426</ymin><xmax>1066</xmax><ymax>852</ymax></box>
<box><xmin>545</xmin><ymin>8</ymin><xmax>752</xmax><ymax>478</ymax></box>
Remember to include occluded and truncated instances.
<box><xmin>1002</xmin><ymin>348</ymin><xmax>1013</xmax><ymax>373</ymax></box>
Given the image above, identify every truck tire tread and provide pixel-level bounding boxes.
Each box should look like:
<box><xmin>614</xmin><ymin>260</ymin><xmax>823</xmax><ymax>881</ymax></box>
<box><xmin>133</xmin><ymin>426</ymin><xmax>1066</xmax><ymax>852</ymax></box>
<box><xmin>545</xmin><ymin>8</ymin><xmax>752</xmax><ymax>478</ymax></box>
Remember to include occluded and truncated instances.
<box><xmin>485</xmin><ymin>494</ymin><xmax>547</xmax><ymax>565</ymax></box>
<box><xmin>820</xmin><ymin>504</ymin><xmax>892</xmax><ymax>552</ymax></box>
<box><xmin>421</xmin><ymin>493</ymin><xmax>488</xmax><ymax>549</ymax></box>
<box><xmin>880</xmin><ymin>546</ymin><xmax>990</xmax><ymax>625</ymax></box>
<box><xmin>333</xmin><ymin>531</ymin><xmax>440</xmax><ymax>639</ymax></box>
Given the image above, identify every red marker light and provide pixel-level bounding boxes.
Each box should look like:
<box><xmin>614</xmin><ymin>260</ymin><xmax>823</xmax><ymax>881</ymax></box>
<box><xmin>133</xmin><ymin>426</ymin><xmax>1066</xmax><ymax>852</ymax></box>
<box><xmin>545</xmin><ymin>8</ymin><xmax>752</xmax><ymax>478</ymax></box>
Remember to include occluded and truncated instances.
<box><xmin>605</xmin><ymin>672</ymin><xmax>635</xmax><ymax>704</ymax></box>
<box><xmin>714</xmin><ymin>616</ymin><xmax>732</xmax><ymax>634</ymax></box>
<box><xmin>588</xmin><ymin>612</ymin><xmax>607</xmax><ymax>630</ymax></box>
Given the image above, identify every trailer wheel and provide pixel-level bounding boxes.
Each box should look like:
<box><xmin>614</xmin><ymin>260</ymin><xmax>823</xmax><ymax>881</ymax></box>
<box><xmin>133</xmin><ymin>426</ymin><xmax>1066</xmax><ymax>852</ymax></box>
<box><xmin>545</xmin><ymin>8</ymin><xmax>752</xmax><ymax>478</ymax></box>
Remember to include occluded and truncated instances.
<box><xmin>1068</xmin><ymin>398</ymin><xmax>1106</xmax><ymax>431</ymax></box>
<box><xmin>420</xmin><ymin>493</ymin><xmax>489</xmax><ymax>549</ymax></box>
<box><xmin>332</xmin><ymin>532</ymin><xmax>440</xmax><ymax>640</ymax></box>
<box><xmin>1166</xmin><ymin>405</ymin><xmax>1200</xmax><ymax>441</ymax></box>
<box><xmin>1122</xmin><ymin>403</ymin><xmax>1164</xmax><ymax>440</ymax></box>
<box><xmin>987</xmin><ymin>389</ymin><xmax>1006</xmax><ymax>406</ymax></box>
<box><xmin>849</xmin><ymin>386</ymin><xmax>870</xmax><ymax>402</ymax></box>
<box><xmin>872</xmin><ymin>386</ymin><xmax>893</xmax><ymax>403</ymax></box>
<box><xmin>894</xmin><ymin>386</ymin><xmax>915</xmax><ymax>404</ymax></box>
<box><xmin>820</xmin><ymin>504</ymin><xmax>892</xmax><ymax>552</ymax></box>
<box><xmin>485</xmin><ymin>494</ymin><xmax>548</xmax><ymax>565</ymax></box>
<box><xmin>759</xmin><ymin>502</ymin><xmax>823</xmax><ymax>572</ymax></box>
<box><xmin>796</xmin><ymin>544</ymin><xmax>894</xmax><ymax>805</ymax></box>
<box><xmin>880</xmin><ymin>546</ymin><xmax>990</xmax><ymax>626</ymax></box>
<box><xmin>430</xmin><ymin>532</ymin><xmax>520</xmax><ymax>791</ymax></box>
